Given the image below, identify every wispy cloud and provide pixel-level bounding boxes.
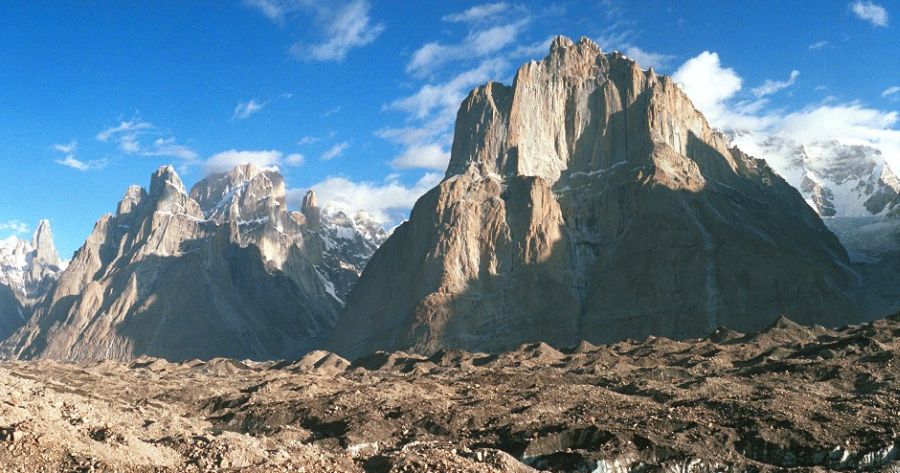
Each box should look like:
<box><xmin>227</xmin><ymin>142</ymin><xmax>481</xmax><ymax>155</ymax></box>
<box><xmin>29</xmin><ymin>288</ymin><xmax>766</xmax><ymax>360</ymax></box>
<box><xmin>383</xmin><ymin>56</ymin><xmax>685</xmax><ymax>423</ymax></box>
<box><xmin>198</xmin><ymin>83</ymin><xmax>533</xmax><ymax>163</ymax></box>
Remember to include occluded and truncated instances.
<box><xmin>442</xmin><ymin>2</ymin><xmax>509</xmax><ymax>23</ymax></box>
<box><xmin>0</xmin><ymin>220</ymin><xmax>29</xmax><ymax>236</ymax></box>
<box><xmin>96</xmin><ymin>119</ymin><xmax>153</xmax><ymax>143</ymax></box>
<box><xmin>297</xmin><ymin>135</ymin><xmax>320</xmax><ymax>145</ymax></box>
<box><xmin>96</xmin><ymin>116</ymin><xmax>197</xmax><ymax>162</ymax></box>
<box><xmin>623</xmin><ymin>45</ymin><xmax>676</xmax><ymax>69</ymax></box>
<box><xmin>321</xmin><ymin>141</ymin><xmax>349</xmax><ymax>160</ymax></box>
<box><xmin>244</xmin><ymin>0</ymin><xmax>384</xmax><ymax>62</ymax></box>
<box><xmin>50</xmin><ymin>141</ymin><xmax>106</xmax><ymax>172</ymax></box>
<box><xmin>407</xmin><ymin>21</ymin><xmax>527</xmax><ymax>76</ymax></box>
<box><xmin>752</xmin><ymin>70</ymin><xmax>800</xmax><ymax>97</ymax></box>
<box><xmin>849</xmin><ymin>1</ymin><xmax>889</xmax><ymax>26</ymax></box>
<box><xmin>322</xmin><ymin>106</ymin><xmax>342</xmax><ymax>117</ymax></box>
<box><xmin>808</xmin><ymin>40</ymin><xmax>829</xmax><ymax>50</ymax></box>
<box><xmin>232</xmin><ymin>99</ymin><xmax>267</xmax><ymax>119</ymax></box>
<box><xmin>882</xmin><ymin>86</ymin><xmax>900</xmax><ymax>100</ymax></box>
<box><xmin>204</xmin><ymin>149</ymin><xmax>304</xmax><ymax>174</ymax></box>
<box><xmin>51</xmin><ymin>141</ymin><xmax>77</xmax><ymax>154</ymax></box>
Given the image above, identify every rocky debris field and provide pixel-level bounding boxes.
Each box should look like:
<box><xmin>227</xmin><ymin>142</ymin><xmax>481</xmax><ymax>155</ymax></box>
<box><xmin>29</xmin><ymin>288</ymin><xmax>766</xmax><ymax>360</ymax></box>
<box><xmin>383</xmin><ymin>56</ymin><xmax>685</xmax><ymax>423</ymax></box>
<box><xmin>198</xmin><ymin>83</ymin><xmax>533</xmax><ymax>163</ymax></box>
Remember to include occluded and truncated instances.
<box><xmin>0</xmin><ymin>315</ymin><xmax>898</xmax><ymax>472</ymax></box>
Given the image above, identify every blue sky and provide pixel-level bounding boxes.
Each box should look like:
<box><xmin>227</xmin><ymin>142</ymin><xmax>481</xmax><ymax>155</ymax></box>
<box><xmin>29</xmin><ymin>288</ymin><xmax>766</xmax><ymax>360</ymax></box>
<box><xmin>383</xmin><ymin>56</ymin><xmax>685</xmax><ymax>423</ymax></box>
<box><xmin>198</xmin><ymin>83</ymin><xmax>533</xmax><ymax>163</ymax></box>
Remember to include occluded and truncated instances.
<box><xmin>0</xmin><ymin>0</ymin><xmax>898</xmax><ymax>257</ymax></box>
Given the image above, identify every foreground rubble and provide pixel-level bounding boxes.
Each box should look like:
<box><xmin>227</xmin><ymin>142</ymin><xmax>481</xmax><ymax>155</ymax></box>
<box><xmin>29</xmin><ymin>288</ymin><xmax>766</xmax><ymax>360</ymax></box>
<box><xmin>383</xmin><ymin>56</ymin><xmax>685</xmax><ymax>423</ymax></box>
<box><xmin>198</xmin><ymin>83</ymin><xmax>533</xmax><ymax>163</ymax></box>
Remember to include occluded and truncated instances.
<box><xmin>0</xmin><ymin>315</ymin><xmax>898</xmax><ymax>472</ymax></box>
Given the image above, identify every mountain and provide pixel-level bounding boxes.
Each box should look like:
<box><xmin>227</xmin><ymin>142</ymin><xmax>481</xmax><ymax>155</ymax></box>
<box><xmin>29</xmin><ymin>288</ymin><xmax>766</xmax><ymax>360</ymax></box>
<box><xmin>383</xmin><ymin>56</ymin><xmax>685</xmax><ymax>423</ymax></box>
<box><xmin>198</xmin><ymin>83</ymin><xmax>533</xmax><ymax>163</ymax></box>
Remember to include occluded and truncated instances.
<box><xmin>331</xmin><ymin>36</ymin><xmax>859</xmax><ymax>359</ymax></box>
<box><xmin>731</xmin><ymin>132</ymin><xmax>900</xmax><ymax>256</ymax></box>
<box><xmin>1</xmin><ymin>163</ymin><xmax>386</xmax><ymax>361</ymax></box>
<box><xmin>0</xmin><ymin>221</ymin><xmax>65</xmax><ymax>339</ymax></box>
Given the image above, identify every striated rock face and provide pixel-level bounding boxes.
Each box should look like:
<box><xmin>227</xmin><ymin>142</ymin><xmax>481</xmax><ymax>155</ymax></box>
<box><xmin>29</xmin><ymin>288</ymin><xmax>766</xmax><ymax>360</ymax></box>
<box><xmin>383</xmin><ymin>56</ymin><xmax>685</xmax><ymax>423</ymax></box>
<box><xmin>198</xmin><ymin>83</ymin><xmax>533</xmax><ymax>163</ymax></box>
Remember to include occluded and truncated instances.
<box><xmin>0</xmin><ymin>221</ymin><xmax>65</xmax><ymax>339</ymax></box>
<box><xmin>1</xmin><ymin>164</ymin><xmax>386</xmax><ymax>362</ymax></box>
<box><xmin>332</xmin><ymin>36</ymin><xmax>858</xmax><ymax>359</ymax></box>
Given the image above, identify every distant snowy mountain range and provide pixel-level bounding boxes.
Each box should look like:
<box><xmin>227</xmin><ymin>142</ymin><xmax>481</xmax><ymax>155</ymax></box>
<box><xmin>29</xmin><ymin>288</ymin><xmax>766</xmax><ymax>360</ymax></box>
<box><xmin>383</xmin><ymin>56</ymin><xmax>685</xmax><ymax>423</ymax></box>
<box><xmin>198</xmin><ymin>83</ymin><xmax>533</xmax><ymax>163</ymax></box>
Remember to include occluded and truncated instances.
<box><xmin>731</xmin><ymin>131</ymin><xmax>900</xmax><ymax>257</ymax></box>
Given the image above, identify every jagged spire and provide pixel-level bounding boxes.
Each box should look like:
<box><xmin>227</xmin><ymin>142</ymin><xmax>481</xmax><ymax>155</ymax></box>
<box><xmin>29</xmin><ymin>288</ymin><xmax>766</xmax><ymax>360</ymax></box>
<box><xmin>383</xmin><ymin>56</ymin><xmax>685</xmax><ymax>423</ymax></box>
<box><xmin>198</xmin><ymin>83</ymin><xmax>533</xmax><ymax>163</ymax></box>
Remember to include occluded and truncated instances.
<box><xmin>31</xmin><ymin>219</ymin><xmax>61</xmax><ymax>268</ymax></box>
<box><xmin>302</xmin><ymin>189</ymin><xmax>319</xmax><ymax>211</ymax></box>
<box><xmin>149</xmin><ymin>165</ymin><xmax>187</xmax><ymax>198</ymax></box>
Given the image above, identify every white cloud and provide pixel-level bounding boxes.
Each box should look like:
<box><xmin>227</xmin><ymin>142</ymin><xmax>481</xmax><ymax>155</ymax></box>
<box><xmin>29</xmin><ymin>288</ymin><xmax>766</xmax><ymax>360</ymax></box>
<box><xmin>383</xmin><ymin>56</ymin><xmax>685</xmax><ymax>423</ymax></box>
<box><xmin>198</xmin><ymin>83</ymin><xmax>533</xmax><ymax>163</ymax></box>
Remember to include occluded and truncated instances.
<box><xmin>284</xmin><ymin>153</ymin><xmax>304</xmax><ymax>166</ymax></box>
<box><xmin>407</xmin><ymin>21</ymin><xmax>525</xmax><ymax>76</ymax></box>
<box><xmin>673</xmin><ymin>51</ymin><xmax>900</xmax><ymax>176</ymax></box>
<box><xmin>752</xmin><ymin>70</ymin><xmax>800</xmax><ymax>97</ymax></box>
<box><xmin>882</xmin><ymin>86</ymin><xmax>900</xmax><ymax>99</ymax></box>
<box><xmin>381</xmin><ymin>58</ymin><xmax>508</xmax><ymax>170</ymax></box>
<box><xmin>672</xmin><ymin>51</ymin><xmax>743</xmax><ymax>124</ymax></box>
<box><xmin>233</xmin><ymin>99</ymin><xmax>267</xmax><ymax>119</ymax></box>
<box><xmin>96</xmin><ymin>116</ymin><xmax>197</xmax><ymax>161</ymax></box>
<box><xmin>321</xmin><ymin>142</ymin><xmax>349</xmax><ymax>161</ymax></box>
<box><xmin>509</xmin><ymin>36</ymin><xmax>556</xmax><ymax>58</ymax></box>
<box><xmin>204</xmin><ymin>149</ymin><xmax>304</xmax><ymax>174</ymax></box>
<box><xmin>0</xmin><ymin>220</ymin><xmax>29</xmax><ymax>236</ymax></box>
<box><xmin>291</xmin><ymin>172</ymin><xmax>442</xmax><ymax>223</ymax></box>
<box><xmin>850</xmin><ymin>1</ymin><xmax>889</xmax><ymax>26</ymax></box>
<box><xmin>297</xmin><ymin>135</ymin><xmax>320</xmax><ymax>145</ymax></box>
<box><xmin>290</xmin><ymin>0</ymin><xmax>384</xmax><ymax>62</ymax></box>
<box><xmin>442</xmin><ymin>2</ymin><xmax>508</xmax><ymax>23</ymax></box>
<box><xmin>322</xmin><ymin>106</ymin><xmax>342</xmax><ymax>117</ymax></box>
<box><xmin>245</xmin><ymin>0</ymin><xmax>383</xmax><ymax>61</ymax></box>
<box><xmin>241</xmin><ymin>0</ymin><xmax>292</xmax><ymax>24</ymax></box>
<box><xmin>96</xmin><ymin>119</ymin><xmax>153</xmax><ymax>143</ymax></box>
<box><xmin>622</xmin><ymin>45</ymin><xmax>676</xmax><ymax>69</ymax></box>
<box><xmin>52</xmin><ymin>141</ymin><xmax>77</xmax><ymax>154</ymax></box>
<box><xmin>391</xmin><ymin>144</ymin><xmax>450</xmax><ymax>170</ymax></box>
<box><xmin>808</xmin><ymin>40</ymin><xmax>829</xmax><ymax>50</ymax></box>
<box><xmin>50</xmin><ymin>141</ymin><xmax>106</xmax><ymax>171</ymax></box>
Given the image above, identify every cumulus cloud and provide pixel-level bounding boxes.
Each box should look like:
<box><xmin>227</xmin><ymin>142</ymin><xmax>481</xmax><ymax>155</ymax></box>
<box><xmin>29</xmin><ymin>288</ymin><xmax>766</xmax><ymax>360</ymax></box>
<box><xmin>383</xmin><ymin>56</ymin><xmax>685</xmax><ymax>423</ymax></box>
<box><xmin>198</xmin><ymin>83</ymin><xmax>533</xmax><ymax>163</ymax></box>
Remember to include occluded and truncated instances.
<box><xmin>752</xmin><ymin>70</ymin><xmax>800</xmax><ymax>98</ymax></box>
<box><xmin>204</xmin><ymin>149</ymin><xmax>304</xmax><ymax>174</ymax></box>
<box><xmin>321</xmin><ymin>142</ymin><xmax>349</xmax><ymax>161</ymax></box>
<box><xmin>291</xmin><ymin>172</ymin><xmax>442</xmax><ymax>223</ymax></box>
<box><xmin>232</xmin><ymin>99</ymin><xmax>267</xmax><ymax>119</ymax></box>
<box><xmin>849</xmin><ymin>1</ymin><xmax>889</xmax><ymax>26</ymax></box>
<box><xmin>0</xmin><ymin>220</ymin><xmax>29</xmax><ymax>236</ymax></box>
<box><xmin>673</xmin><ymin>51</ymin><xmax>900</xmax><ymax>174</ymax></box>
<box><xmin>672</xmin><ymin>51</ymin><xmax>743</xmax><ymax>124</ymax></box>
<box><xmin>390</xmin><ymin>144</ymin><xmax>451</xmax><ymax>170</ymax></box>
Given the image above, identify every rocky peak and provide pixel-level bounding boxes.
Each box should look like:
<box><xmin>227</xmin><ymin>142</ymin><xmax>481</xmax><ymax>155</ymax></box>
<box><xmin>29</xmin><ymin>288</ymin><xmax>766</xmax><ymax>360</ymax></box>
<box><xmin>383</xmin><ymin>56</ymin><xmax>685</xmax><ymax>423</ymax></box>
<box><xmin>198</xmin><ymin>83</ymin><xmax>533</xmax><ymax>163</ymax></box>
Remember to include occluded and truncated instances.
<box><xmin>144</xmin><ymin>166</ymin><xmax>202</xmax><ymax>220</ymax></box>
<box><xmin>332</xmin><ymin>35</ymin><xmax>858</xmax><ymax>359</ymax></box>
<box><xmin>117</xmin><ymin>185</ymin><xmax>148</xmax><ymax>217</ymax></box>
<box><xmin>301</xmin><ymin>190</ymin><xmax>321</xmax><ymax>227</ymax></box>
<box><xmin>31</xmin><ymin>220</ymin><xmax>61</xmax><ymax>269</ymax></box>
<box><xmin>190</xmin><ymin>163</ymin><xmax>286</xmax><ymax>225</ymax></box>
<box><xmin>149</xmin><ymin>165</ymin><xmax>186</xmax><ymax>197</ymax></box>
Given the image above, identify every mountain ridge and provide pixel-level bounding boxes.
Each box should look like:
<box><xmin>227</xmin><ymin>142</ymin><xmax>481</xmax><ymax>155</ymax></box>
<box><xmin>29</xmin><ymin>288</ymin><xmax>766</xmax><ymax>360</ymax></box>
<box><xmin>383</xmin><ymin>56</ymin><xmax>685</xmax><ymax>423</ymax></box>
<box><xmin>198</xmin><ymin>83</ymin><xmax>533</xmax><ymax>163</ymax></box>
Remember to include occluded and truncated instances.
<box><xmin>0</xmin><ymin>163</ymin><xmax>387</xmax><ymax>361</ymax></box>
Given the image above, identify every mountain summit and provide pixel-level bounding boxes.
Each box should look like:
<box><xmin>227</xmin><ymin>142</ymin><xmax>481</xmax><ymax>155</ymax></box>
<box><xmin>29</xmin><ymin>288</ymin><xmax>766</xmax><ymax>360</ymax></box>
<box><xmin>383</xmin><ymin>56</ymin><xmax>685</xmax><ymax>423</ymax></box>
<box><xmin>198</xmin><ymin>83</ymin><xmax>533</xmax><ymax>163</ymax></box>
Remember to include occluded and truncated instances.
<box><xmin>0</xmin><ymin>220</ymin><xmax>65</xmax><ymax>339</ymax></box>
<box><xmin>1</xmin><ymin>163</ymin><xmax>386</xmax><ymax>361</ymax></box>
<box><xmin>331</xmin><ymin>36</ymin><xmax>858</xmax><ymax>358</ymax></box>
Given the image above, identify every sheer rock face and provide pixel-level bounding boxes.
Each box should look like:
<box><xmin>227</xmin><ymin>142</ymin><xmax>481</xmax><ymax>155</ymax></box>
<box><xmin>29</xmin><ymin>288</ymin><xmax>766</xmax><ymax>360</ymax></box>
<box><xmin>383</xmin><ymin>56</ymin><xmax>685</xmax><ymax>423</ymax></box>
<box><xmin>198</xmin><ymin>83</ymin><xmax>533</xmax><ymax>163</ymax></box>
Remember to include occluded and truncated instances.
<box><xmin>1</xmin><ymin>164</ymin><xmax>385</xmax><ymax>362</ymax></box>
<box><xmin>331</xmin><ymin>36</ymin><xmax>858</xmax><ymax>359</ymax></box>
<box><xmin>0</xmin><ymin>221</ymin><xmax>65</xmax><ymax>338</ymax></box>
